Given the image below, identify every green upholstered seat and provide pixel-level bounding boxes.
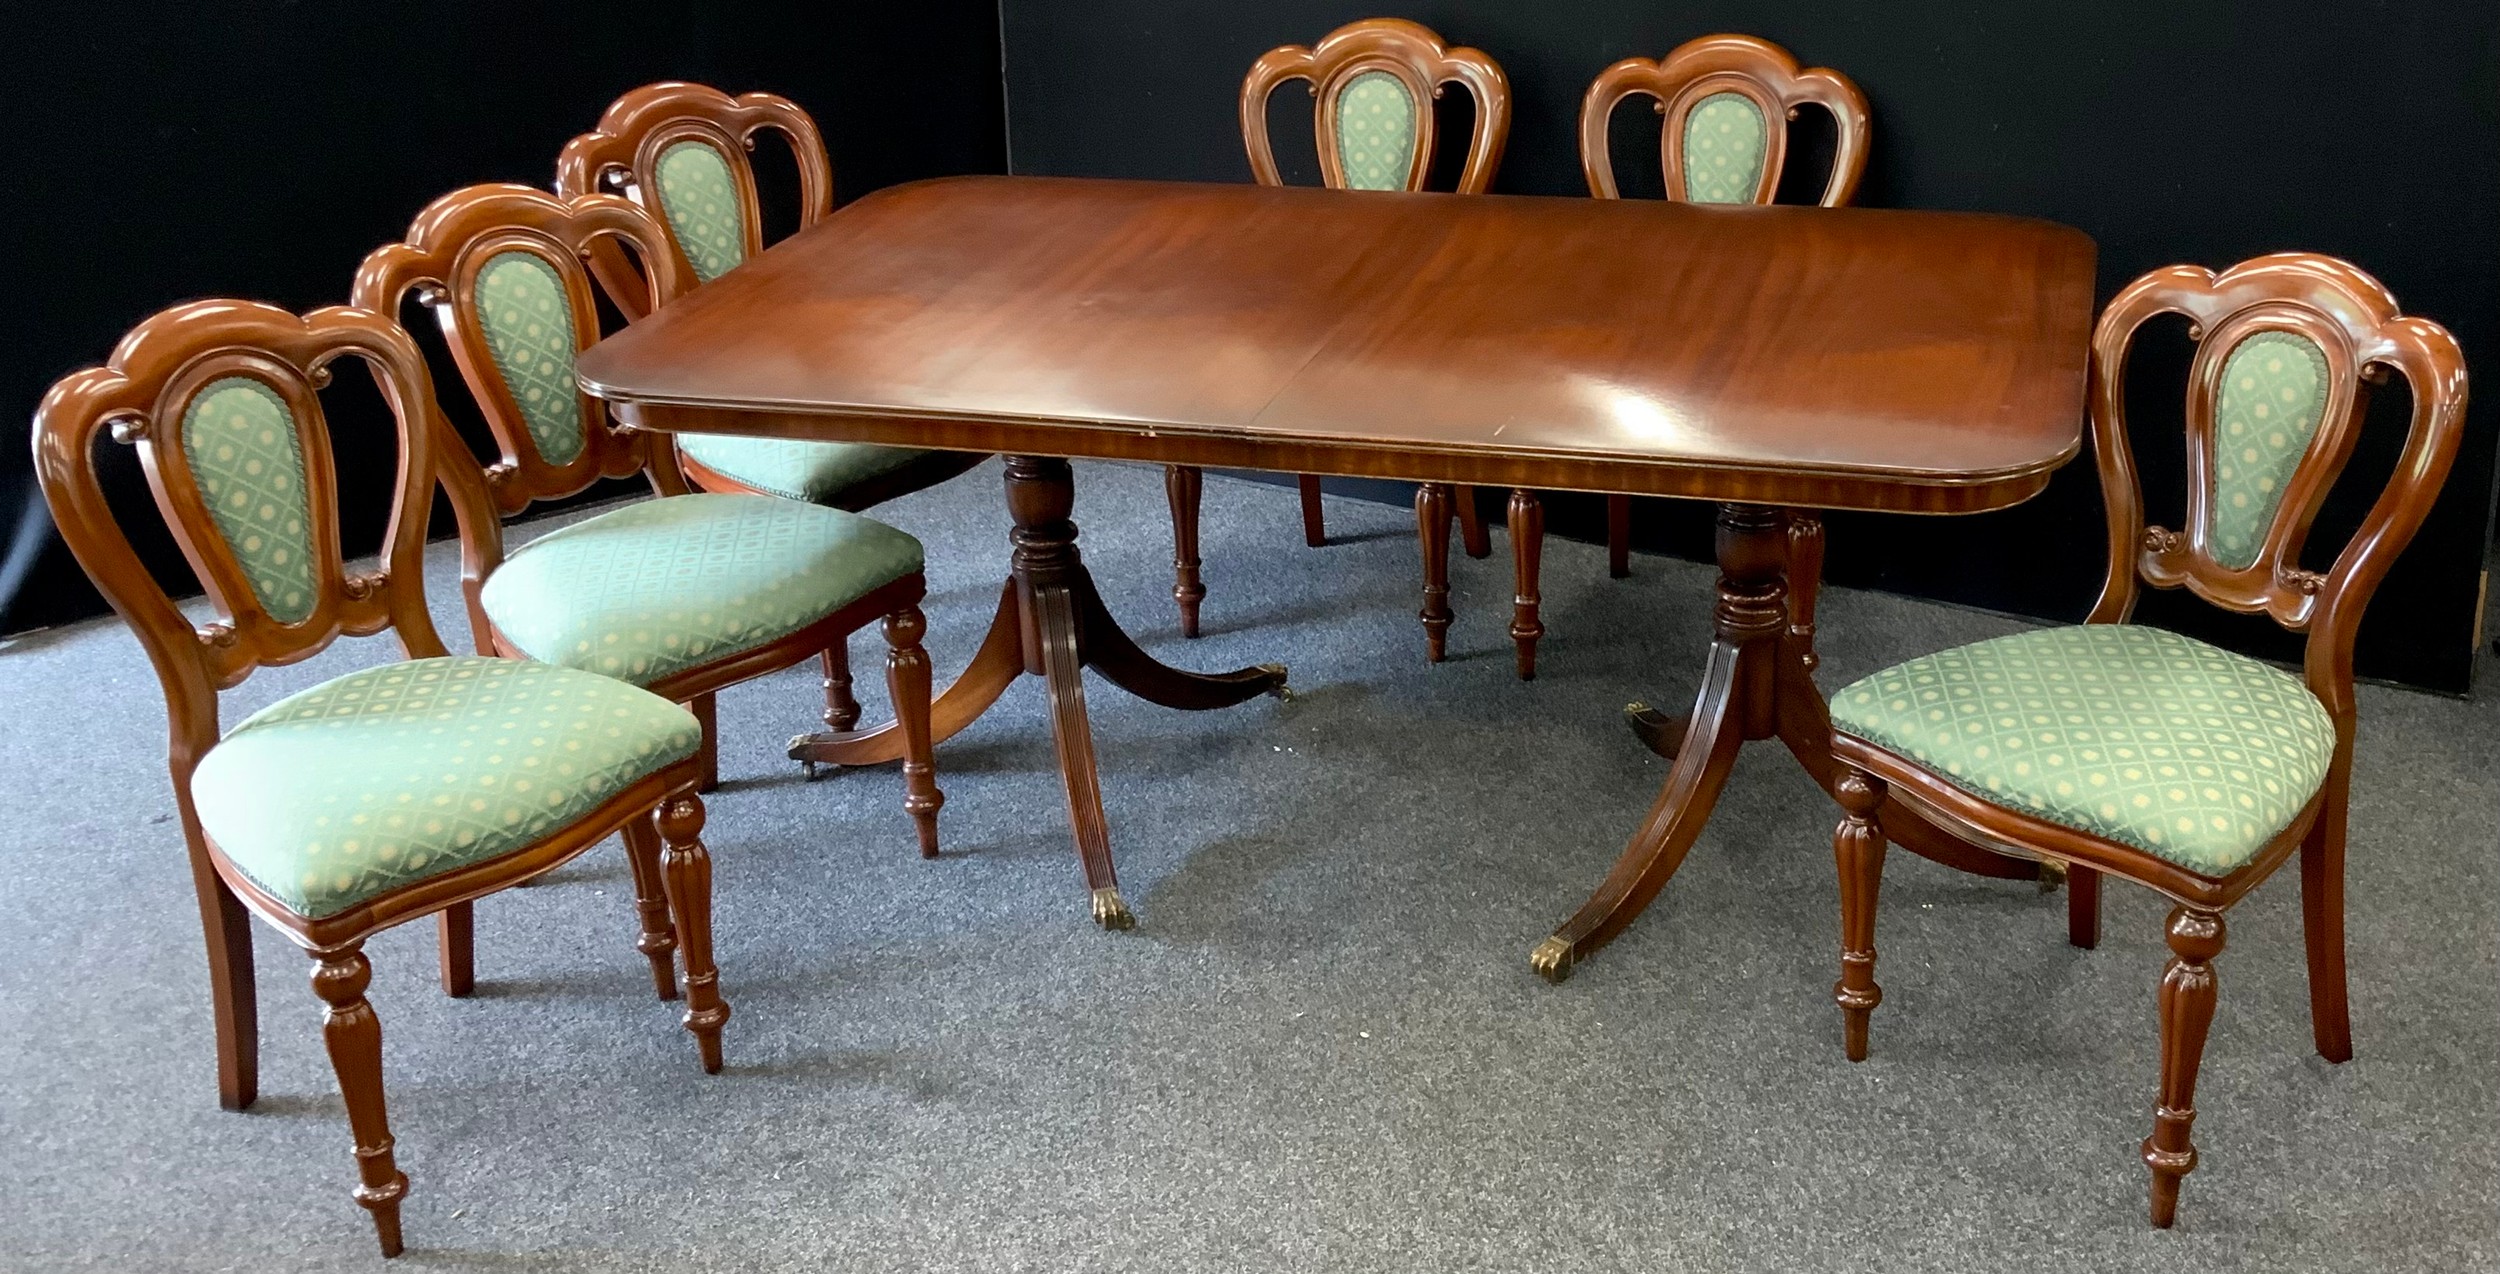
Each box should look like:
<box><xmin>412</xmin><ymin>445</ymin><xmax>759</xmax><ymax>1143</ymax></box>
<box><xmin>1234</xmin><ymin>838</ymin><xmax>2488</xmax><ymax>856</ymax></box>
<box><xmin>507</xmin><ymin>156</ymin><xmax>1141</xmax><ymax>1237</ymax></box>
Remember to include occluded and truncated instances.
<box><xmin>480</xmin><ymin>492</ymin><xmax>922</xmax><ymax>686</ymax></box>
<box><xmin>675</xmin><ymin>433</ymin><xmax>937</xmax><ymax>506</ymax></box>
<box><xmin>191</xmin><ymin>656</ymin><xmax>702</xmax><ymax>919</ymax></box>
<box><xmin>1830</xmin><ymin>624</ymin><xmax>2335</xmax><ymax>876</ymax></box>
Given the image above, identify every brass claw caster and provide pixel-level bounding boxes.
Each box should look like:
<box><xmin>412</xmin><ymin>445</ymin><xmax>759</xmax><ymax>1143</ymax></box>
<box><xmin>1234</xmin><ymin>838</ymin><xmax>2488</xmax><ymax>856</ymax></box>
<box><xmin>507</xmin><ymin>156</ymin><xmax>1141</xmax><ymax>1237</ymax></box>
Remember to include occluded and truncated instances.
<box><xmin>1530</xmin><ymin>935</ymin><xmax>1576</xmax><ymax>984</ymax></box>
<box><xmin>1091</xmin><ymin>887</ymin><xmax>1136</xmax><ymax>930</ymax></box>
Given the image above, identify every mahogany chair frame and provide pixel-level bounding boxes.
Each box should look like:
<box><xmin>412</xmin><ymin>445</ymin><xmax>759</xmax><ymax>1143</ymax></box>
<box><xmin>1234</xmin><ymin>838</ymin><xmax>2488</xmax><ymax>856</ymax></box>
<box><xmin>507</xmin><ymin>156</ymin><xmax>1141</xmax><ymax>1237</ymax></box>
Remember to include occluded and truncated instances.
<box><xmin>353</xmin><ymin>184</ymin><xmax>944</xmax><ymax>875</ymax></box>
<box><xmin>1573</xmin><ymin>33</ymin><xmax>1871</xmax><ymax>634</ymax></box>
<box><xmin>557</xmin><ymin>81</ymin><xmax>986</xmax><ymax>715</ymax></box>
<box><xmin>1163</xmin><ymin>19</ymin><xmax>1514</xmax><ymax>659</ymax></box>
<box><xmin>31</xmin><ymin>300</ymin><xmax>731</xmax><ymax>1255</ymax></box>
<box><xmin>1825</xmin><ymin>253</ymin><xmax>2468</xmax><ymax>1226</ymax></box>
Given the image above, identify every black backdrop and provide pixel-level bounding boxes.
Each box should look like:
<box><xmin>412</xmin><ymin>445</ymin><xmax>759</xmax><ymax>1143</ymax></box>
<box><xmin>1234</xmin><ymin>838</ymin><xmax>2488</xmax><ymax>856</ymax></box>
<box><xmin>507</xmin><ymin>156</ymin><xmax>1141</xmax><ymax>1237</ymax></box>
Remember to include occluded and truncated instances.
<box><xmin>999</xmin><ymin>0</ymin><xmax>2500</xmax><ymax>692</ymax></box>
<box><xmin>0</xmin><ymin>1</ymin><xmax>1007</xmax><ymax>634</ymax></box>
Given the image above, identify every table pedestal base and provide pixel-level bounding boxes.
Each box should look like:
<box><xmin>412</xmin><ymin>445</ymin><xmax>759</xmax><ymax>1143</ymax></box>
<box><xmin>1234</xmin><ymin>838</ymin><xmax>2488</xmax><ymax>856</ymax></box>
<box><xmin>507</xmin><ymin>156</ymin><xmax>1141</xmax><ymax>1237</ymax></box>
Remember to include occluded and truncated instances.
<box><xmin>790</xmin><ymin>456</ymin><xmax>1286</xmax><ymax>928</ymax></box>
<box><xmin>1532</xmin><ymin>504</ymin><xmax>2041</xmax><ymax>983</ymax></box>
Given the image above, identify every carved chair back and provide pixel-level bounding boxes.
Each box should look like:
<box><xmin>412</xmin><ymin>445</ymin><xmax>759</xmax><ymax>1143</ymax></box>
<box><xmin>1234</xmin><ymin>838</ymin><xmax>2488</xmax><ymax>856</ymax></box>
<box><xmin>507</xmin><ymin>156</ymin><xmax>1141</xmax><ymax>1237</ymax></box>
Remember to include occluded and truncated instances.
<box><xmin>1240</xmin><ymin>18</ymin><xmax>1510</xmax><ymax>195</ymax></box>
<box><xmin>1579</xmin><ymin>33</ymin><xmax>1868</xmax><ymax>206</ymax></box>
<box><xmin>2085</xmin><ymin>253</ymin><xmax>2469</xmax><ymax>729</ymax></box>
<box><xmin>31</xmin><ymin>301</ymin><xmax>451</xmax><ymax>779</ymax></box>
<box><xmin>556</xmin><ymin>82</ymin><xmax>835</xmax><ymax>320</ymax></box>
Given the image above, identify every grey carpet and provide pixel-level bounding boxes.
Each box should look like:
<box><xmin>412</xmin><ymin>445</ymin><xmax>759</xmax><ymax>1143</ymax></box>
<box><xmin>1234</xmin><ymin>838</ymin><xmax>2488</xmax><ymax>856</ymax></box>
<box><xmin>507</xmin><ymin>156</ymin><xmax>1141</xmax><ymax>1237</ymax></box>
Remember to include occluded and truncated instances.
<box><xmin>2</xmin><ymin>459</ymin><xmax>2492</xmax><ymax>1273</ymax></box>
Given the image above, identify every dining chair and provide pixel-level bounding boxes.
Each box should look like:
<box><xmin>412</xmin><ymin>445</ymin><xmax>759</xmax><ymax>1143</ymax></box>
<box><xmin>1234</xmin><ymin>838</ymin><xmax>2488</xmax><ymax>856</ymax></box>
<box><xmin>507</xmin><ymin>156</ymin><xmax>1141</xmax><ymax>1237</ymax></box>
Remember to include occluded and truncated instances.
<box><xmin>353</xmin><ymin>183</ymin><xmax>943</xmax><ymax>862</ymax></box>
<box><xmin>1173</xmin><ymin>18</ymin><xmax>1517</xmax><ymax>666</ymax></box>
<box><xmin>1821</xmin><ymin>253</ymin><xmax>2467</xmax><ymax>1226</ymax></box>
<box><xmin>1574</xmin><ymin>35</ymin><xmax>1870</xmax><ymax>585</ymax></box>
<box><xmin>31</xmin><ymin>299</ymin><xmax>732</xmax><ymax>1255</ymax></box>
<box><xmin>557</xmin><ymin>81</ymin><xmax>986</xmax><ymax>730</ymax></box>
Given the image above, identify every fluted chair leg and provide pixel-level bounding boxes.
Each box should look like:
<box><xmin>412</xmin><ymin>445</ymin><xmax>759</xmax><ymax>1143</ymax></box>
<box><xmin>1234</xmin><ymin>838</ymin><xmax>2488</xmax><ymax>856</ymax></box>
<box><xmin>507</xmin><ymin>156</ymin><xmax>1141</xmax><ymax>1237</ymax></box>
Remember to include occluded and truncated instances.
<box><xmin>657</xmin><ymin>794</ymin><xmax>729</xmax><ymax>1073</ymax></box>
<box><xmin>1832</xmin><ymin>768</ymin><xmax>1889</xmax><ymax>1062</ymax></box>
<box><xmin>884</xmin><ymin>604</ymin><xmax>945</xmax><ymax>857</ymax></box>
<box><xmin>310</xmin><ymin>945</ymin><xmax>408</xmax><ymax>1258</ymax></box>
<box><xmin>2146</xmin><ymin>906</ymin><xmax>2225</xmax><ymax>1228</ymax></box>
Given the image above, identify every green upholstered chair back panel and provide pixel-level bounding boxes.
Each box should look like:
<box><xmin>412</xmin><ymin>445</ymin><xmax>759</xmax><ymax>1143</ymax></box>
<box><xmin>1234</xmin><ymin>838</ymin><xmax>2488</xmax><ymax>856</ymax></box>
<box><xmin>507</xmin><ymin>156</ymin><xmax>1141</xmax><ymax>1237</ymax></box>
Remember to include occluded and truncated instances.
<box><xmin>472</xmin><ymin>250</ymin><xmax>589</xmax><ymax>467</ymax></box>
<box><xmin>2202</xmin><ymin>330</ymin><xmax>2331</xmax><ymax>570</ymax></box>
<box><xmin>181</xmin><ymin>376</ymin><xmax>320</xmax><ymax>624</ymax></box>
<box><xmin>1679</xmin><ymin>91</ymin><xmax>1770</xmax><ymax>204</ymax></box>
<box><xmin>1331</xmin><ymin>71</ymin><xmax>1421</xmax><ymax>191</ymax></box>
<box><xmin>654</xmin><ymin>140</ymin><xmax>750</xmax><ymax>283</ymax></box>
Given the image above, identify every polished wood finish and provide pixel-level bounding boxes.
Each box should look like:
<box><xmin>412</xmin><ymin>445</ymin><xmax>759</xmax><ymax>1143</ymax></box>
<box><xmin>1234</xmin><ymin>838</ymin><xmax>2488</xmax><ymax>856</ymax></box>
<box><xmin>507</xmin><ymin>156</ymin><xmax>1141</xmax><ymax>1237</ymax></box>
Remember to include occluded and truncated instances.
<box><xmin>1572</xmin><ymin>34</ymin><xmax>1873</xmax><ymax>588</ymax></box>
<box><xmin>657</xmin><ymin>794</ymin><xmax>728</xmax><ymax>1072</ymax></box>
<box><xmin>1830</xmin><ymin>768</ymin><xmax>1887</xmax><ymax>1062</ymax></box>
<box><xmin>30</xmin><ymin>300</ymin><xmax>728</xmax><ymax>1253</ymax></box>
<box><xmin>576</xmin><ymin>173</ymin><xmax>2094</xmax><ymax>931</ymax></box>
<box><xmin>353</xmin><ymin>182</ymin><xmax>943</xmax><ymax>855</ymax></box>
<box><xmin>1163</xmin><ymin>20</ymin><xmax>1517</xmax><ymax>652</ymax></box>
<box><xmin>1415</xmin><ymin>482</ymin><xmax>1454</xmax><ymax>661</ymax></box>
<box><xmin>1506</xmin><ymin>487</ymin><xmax>1544</xmax><ymax>679</ymax></box>
<box><xmin>1164</xmin><ymin>463</ymin><xmax>1205</xmax><ymax>637</ymax></box>
<box><xmin>1827</xmin><ymin>253</ymin><xmax>2470</xmax><ymax>1225</ymax></box>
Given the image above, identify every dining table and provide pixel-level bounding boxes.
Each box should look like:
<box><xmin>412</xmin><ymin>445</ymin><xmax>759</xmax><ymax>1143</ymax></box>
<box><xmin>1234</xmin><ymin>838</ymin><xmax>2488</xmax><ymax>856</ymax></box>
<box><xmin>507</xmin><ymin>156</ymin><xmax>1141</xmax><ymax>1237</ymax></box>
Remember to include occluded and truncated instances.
<box><xmin>574</xmin><ymin>173</ymin><xmax>2099</xmax><ymax>980</ymax></box>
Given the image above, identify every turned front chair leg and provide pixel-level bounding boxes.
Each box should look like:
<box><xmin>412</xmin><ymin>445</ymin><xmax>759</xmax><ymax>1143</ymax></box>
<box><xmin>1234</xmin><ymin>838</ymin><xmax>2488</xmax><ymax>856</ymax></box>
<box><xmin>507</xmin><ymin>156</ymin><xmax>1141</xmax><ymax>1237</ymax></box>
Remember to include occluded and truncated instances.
<box><xmin>619</xmin><ymin>814</ymin><xmax>679</xmax><ymax>1000</ymax></box>
<box><xmin>310</xmin><ymin>944</ymin><xmax>408</xmax><ymax>1258</ymax></box>
<box><xmin>1297</xmin><ymin>474</ymin><xmax>1327</xmax><ymax>547</ymax></box>
<box><xmin>1606</xmin><ymin>493</ymin><xmax>1632</xmax><ymax>578</ymax></box>
<box><xmin>1164</xmin><ymin>465</ymin><xmax>1206</xmax><ymax>638</ymax></box>
<box><xmin>1415</xmin><ymin>483</ymin><xmax>1454</xmax><ymax>662</ymax></box>
<box><xmin>2146</xmin><ymin>906</ymin><xmax>2225</xmax><ymax>1228</ymax></box>
<box><xmin>884</xmin><ymin>604</ymin><xmax>946</xmax><ymax>857</ymax></box>
<box><xmin>1832</xmin><ymin>768</ymin><xmax>1890</xmax><ymax>1061</ymax></box>
<box><xmin>1507</xmin><ymin>488</ymin><xmax>1545</xmax><ymax>680</ymax></box>
<box><xmin>819</xmin><ymin>643</ymin><xmax>861</xmax><ymax>732</ymax></box>
<box><xmin>435</xmin><ymin>902</ymin><xmax>474</xmax><ymax>998</ymax></box>
<box><xmin>657</xmin><ymin>793</ymin><xmax>729</xmax><ymax>1073</ymax></box>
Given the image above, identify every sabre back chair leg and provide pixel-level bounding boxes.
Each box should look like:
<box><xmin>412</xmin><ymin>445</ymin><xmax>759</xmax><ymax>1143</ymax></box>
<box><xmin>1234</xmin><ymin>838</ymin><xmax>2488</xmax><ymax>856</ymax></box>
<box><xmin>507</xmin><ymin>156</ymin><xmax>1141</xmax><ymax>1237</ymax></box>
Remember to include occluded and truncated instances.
<box><xmin>193</xmin><ymin>859</ymin><xmax>260</xmax><ymax>1110</ymax></box>
<box><xmin>884</xmin><ymin>604</ymin><xmax>945</xmax><ymax>857</ymax></box>
<box><xmin>619</xmin><ymin>814</ymin><xmax>679</xmax><ymax>1000</ymax></box>
<box><xmin>689</xmin><ymin>693</ymin><xmax>720</xmax><ymax>793</ymax></box>
<box><xmin>2300</xmin><ymin>765</ymin><xmax>2354</xmax><ymax>1063</ymax></box>
<box><xmin>1165</xmin><ymin>464</ymin><xmax>1206</xmax><ymax>638</ymax></box>
<box><xmin>310</xmin><ymin>945</ymin><xmax>408</xmax><ymax>1257</ymax></box>
<box><xmin>1455</xmin><ymin>484</ymin><xmax>1491</xmax><ymax>559</ymax></box>
<box><xmin>819</xmin><ymin>643</ymin><xmax>861</xmax><ymax>732</ymax></box>
<box><xmin>435</xmin><ymin>903</ymin><xmax>474</xmax><ymax>997</ymax></box>
<box><xmin>658</xmin><ymin>794</ymin><xmax>729</xmax><ymax>1073</ymax></box>
<box><xmin>2068</xmin><ymin>865</ymin><xmax>2102</xmax><ymax>949</ymax></box>
<box><xmin>1297</xmin><ymin>474</ymin><xmax>1327</xmax><ymax>547</ymax></box>
<box><xmin>2146</xmin><ymin>906</ymin><xmax>2225</xmax><ymax>1228</ymax></box>
<box><xmin>1507</xmin><ymin>488</ymin><xmax>1544</xmax><ymax>680</ymax></box>
<box><xmin>1607</xmin><ymin>493</ymin><xmax>1632</xmax><ymax>578</ymax></box>
<box><xmin>1831</xmin><ymin>768</ymin><xmax>1889</xmax><ymax>1062</ymax></box>
<box><xmin>1415</xmin><ymin>483</ymin><xmax>1454</xmax><ymax>663</ymax></box>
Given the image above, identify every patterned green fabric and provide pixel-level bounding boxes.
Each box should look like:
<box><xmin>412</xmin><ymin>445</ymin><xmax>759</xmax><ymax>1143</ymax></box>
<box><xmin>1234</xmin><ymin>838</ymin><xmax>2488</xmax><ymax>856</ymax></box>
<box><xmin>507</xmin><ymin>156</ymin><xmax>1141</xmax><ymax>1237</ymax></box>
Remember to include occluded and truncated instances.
<box><xmin>1681</xmin><ymin>92</ymin><xmax>1768</xmax><ymax>204</ymax></box>
<box><xmin>676</xmin><ymin>434</ymin><xmax>936</xmax><ymax>505</ymax></box>
<box><xmin>654</xmin><ymin>141</ymin><xmax>747</xmax><ymax>283</ymax></box>
<box><xmin>1333</xmin><ymin>71</ymin><xmax>1418</xmax><ymax>191</ymax></box>
<box><xmin>480</xmin><ymin>493</ymin><xmax>922</xmax><ymax>686</ymax></box>
<box><xmin>183</xmin><ymin>377</ymin><xmax>317</xmax><ymax>623</ymax></box>
<box><xmin>474</xmin><ymin>251</ymin><xmax>588</xmax><ymax>466</ymax></box>
<box><xmin>2207</xmin><ymin>331</ymin><xmax>2330</xmax><ymax>569</ymax></box>
<box><xmin>1832</xmin><ymin>625</ymin><xmax>2335</xmax><ymax>876</ymax></box>
<box><xmin>191</xmin><ymin>656</ymin><xmax>700</xmax><ymax>918</ymax></box>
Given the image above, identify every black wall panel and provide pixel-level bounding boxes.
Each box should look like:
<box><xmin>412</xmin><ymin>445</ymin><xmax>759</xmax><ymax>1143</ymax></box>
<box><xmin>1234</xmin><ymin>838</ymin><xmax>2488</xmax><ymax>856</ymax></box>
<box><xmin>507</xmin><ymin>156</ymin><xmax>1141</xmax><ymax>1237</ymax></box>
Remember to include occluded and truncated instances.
<box><xmin>0</xmin><ymin>0</ymin><xmax>1008</xmax><ymax>634</ymax></box>
<box><xmin>999</xmin><ymin>0</ymin><xmax>2499</xmax><ymax>692</ymax></box>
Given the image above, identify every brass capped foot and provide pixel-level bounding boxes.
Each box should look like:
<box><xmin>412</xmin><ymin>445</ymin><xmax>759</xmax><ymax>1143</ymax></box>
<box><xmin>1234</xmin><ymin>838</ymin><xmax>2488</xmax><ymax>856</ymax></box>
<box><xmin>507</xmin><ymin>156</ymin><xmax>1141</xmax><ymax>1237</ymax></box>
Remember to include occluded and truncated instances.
<box><xmin>2036</xmin><ymin>857</ymin><xmax>2068</xmax><ymax>894</ymax></box>
<box><xmin>1258</xmin><ymin>664</ymin><xmax>1292</xmax><ymax>700</ymax></box>
<box><xmin>1530</xmin><ymin>935</ymin><xmax>1576</xmax><ymax>984</ymax></box>
<box><xmin>1091</xmin><ymin>887</ymin><xmax>1136</xmax><ymax>931</ymax></box>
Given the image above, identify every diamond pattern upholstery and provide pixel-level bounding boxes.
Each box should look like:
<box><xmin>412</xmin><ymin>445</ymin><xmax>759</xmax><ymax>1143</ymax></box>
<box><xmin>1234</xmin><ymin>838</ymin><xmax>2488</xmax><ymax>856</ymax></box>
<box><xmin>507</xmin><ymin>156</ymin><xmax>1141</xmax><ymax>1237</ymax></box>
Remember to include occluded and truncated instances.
<box><xmin>675</xmin><ymin>433</ymin><xmax>936</xmax><ymax>505</ymax></box>
<box><xmin>182</xmin><ymin>377</ymin><xmax>318</xmax><ymax>624</ymax></box>
<box><xmin>653</xmin><ymin>140</ymin><xmax>746</xmax><ymax>283</ymax></box>
<box><xmin>1682</xmin><ymin>92</ymin><xmax>1768</xmax><ymax>204</ymax></box>
<box><xmin>1831</xmin><ymin>624</ymin><xmax>2335</xmax><ymax>876</ymax></box>
<box><xmin>1333</xmin><ymin>71</ymin><xmax>1418</xmax><ymax>191</ymax></box>
<box><xmin>191</xmin><ymin>656</ymin><xmax>701</xmax><ymax>918</ymax></box>
<box><xmin>480</xmin><ymin>493</ymin><xmax>923</xmax><ymax>686</ymax></box>
<box><xmin>473</xmin><ymin>251</ymin><xmax>587</xmax><ymax>466</ymax></box>
<box><xmin>2207</xmin><ymin>331</ymin><xmax>2330</xmax><ymax>569</ymax></box>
